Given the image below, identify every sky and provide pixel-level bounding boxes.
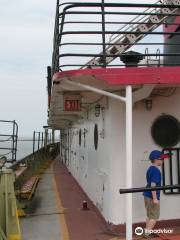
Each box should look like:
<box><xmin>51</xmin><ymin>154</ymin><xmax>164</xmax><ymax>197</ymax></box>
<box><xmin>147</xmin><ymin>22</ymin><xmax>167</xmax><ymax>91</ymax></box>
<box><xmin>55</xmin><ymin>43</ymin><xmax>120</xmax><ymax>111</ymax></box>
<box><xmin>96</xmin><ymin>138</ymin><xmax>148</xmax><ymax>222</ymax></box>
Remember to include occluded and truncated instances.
<box><xmin>0</xmin><ymin>0</ymin><xmax>157</xmax><ymax>137</ymax></box>
<box><xmin>0</xmin><ymin>0</ymin><xmax>56</xmax><ymax>137</ymax></box>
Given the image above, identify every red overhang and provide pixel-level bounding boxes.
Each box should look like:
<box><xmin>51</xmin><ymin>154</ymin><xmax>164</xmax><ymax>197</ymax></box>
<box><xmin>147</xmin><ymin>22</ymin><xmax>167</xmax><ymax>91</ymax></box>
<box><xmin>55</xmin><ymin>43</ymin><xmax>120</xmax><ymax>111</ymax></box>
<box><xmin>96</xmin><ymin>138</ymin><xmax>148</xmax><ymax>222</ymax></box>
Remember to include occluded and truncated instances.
<box><xmin>53</xmin><ymin>67</ymin><xmax>180</xmax><ymax>86</ymax></box>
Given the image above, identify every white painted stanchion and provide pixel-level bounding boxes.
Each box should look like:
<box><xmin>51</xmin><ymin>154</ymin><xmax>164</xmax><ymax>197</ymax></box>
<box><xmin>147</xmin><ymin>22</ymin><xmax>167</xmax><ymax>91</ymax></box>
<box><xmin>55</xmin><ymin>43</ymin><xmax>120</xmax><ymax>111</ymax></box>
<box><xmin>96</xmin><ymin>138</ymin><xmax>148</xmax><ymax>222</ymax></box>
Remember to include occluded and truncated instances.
<box><xmin>125</xmin><ymin>86</ymin><xmax>133</xmax><ymax>240</ymax></box>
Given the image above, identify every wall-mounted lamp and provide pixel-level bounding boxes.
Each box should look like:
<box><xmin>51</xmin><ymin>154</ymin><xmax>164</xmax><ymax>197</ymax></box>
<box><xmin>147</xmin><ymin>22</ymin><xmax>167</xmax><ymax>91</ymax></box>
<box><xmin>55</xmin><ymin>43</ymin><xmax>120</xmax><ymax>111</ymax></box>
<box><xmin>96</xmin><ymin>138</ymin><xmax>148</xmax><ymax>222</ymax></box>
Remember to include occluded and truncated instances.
<box><xmin>95</xmin><ymin>104</ymin><xmax>101</xmax><ymax>117</ymax></box>
<box><xmin>145</xmin><ymin>99</ymin><xmax>152</xmax><ymax>111</ymax></box>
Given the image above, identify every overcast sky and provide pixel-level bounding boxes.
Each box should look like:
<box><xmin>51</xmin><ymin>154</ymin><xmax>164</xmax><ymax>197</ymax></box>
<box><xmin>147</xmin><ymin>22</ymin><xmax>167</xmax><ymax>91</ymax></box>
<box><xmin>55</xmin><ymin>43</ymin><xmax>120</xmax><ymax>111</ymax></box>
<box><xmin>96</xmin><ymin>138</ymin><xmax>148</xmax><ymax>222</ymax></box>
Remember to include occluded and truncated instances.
<box><xmin>0</xmin><ymin>0</ymin><xmax>56</xmax><ymax>137</ymax></box>
<box><xmin>0</xmin><ymin>0</ymin><xmax>156</xmax><ymax>137</ymax></box>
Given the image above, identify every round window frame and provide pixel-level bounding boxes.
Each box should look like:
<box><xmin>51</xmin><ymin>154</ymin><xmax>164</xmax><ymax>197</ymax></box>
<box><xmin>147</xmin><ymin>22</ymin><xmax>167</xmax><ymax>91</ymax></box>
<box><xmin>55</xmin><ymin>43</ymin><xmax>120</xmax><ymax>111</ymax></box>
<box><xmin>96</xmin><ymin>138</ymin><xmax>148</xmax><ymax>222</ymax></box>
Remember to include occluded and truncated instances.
<box><xmin>151</xmin><ymin>114</ymin><xmax>180</xmax><ymax>148</ymax></box>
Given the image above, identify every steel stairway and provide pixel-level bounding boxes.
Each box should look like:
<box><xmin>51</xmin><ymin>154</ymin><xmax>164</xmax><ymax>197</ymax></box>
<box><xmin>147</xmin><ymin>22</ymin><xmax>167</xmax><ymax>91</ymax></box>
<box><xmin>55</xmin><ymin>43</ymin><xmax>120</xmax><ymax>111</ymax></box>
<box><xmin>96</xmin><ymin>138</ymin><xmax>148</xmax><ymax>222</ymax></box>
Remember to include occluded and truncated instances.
<box><xmin>83</xmin><ymin>0</ymin><xmax>180</xmax><ymax>68</ymax></box>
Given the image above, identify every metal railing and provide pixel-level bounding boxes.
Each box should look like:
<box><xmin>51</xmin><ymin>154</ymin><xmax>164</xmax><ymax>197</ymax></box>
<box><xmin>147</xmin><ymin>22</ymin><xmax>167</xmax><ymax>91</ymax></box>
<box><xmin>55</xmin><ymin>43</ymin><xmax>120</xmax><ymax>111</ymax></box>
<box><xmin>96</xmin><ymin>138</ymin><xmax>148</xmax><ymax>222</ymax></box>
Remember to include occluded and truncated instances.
<box><xmin>11</xmin><ymin>143</ymin><xmax>60</xmax><ymax>188</ymax></box>
<box><xmin>119</xmin><ymin>148</ymin><xmax>180</xmax><ymax>195</ymax></box>
<box><xmin>17</xmin><ymin>130</ymin><xmax>58</xmax><ymax>159</ymax></box>
<box><xmin>119</xmin><ymin>184</ymin><xmax>180</xmax><ymax>194</ymax></box>
<box><xmin>51</xmin><ymin>1</ymin><xmax>180</xmax><ymax>72</ymax></box>
<box><xmin>162</xmin><ymin>148</ymin><xmax>180</xmax><ymax>194</ymax></box>
<box><xmin>0</xmin><ymin>142</ymin><xmax>60</xmax><ymax>240</ymax></box>
<box><xmin>32</xmin><ymin>131</ymin><xmax>44</xmax><ymax>154</ymax></box>
<box><xmin>0</xmin><ymin>120</ymin><xmax>18</xmax><ymax>163</ymax></box>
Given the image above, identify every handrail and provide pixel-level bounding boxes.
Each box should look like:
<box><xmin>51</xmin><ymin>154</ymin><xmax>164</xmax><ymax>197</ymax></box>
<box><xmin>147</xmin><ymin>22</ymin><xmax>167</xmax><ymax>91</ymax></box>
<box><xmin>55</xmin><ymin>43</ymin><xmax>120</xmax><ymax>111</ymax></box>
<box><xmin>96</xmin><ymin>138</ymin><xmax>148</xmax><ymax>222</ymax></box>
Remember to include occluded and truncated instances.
<box><xmin>83</xmin><ymin>1</ymin><xmax>180</xmax><ymax>68</ymax></box>
<box><xmin>108</xmin><ymin>0</ymin><xmax>162</xmax><ymax>43</ymax></box>
<box><xmin>119</xmin><ymin>184</ymin><xmax>180</xmax><ymax>194</ymax></box>
<box><xmin>51</xmin><ymin>1</ymin><xmax>180</xmax><ymax>71</ymax></box>
<box><xmin>0</xmin><ymin>120</ymin><xmax>18</xmax><ymax>162</ymax></box>
<box><xmin>10</xmin><ymin>142</ymin><xmax>60</xmax><ymax>170</ymax></box>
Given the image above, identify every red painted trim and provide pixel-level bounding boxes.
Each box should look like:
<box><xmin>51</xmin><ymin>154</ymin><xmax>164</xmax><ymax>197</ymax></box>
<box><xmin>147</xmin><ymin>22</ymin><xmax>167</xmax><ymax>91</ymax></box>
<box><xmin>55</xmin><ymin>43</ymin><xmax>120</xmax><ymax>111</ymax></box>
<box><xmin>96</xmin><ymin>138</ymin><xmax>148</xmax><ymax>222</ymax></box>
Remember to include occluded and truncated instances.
<box><xmin>53</xmin><ymin>67</ymin><xmax>180</xmax><ymax>86</ymax></box>
<box><xmin>108</xmin><ymin>219</ymin><xmax>180</xmax><ymax>234</ymax></box>
<box><xmin>164</xmin><ymin>16</ymin><xmax>180</xmax><ymax>40</ymax></box>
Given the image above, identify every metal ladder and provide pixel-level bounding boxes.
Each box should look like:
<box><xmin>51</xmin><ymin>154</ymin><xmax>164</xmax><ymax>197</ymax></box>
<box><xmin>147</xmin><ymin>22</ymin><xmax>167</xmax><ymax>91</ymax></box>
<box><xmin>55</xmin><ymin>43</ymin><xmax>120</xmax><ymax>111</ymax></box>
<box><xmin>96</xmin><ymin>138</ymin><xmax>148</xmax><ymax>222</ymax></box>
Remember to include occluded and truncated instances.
<box><xmin>83</xmin><ymin>0</ymin><xmax>180</xmax><ymax>68</ymax></box>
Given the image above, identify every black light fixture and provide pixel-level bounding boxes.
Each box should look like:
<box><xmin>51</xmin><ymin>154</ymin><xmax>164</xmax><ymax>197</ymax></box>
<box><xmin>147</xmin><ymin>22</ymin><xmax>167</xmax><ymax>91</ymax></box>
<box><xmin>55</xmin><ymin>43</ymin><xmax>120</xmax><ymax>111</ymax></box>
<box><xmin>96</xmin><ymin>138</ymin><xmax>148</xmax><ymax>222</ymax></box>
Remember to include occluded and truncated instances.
<box><xmin>95</xmin><ymin>104</ymin><xmax>101</xmax><ymax>117</ymax></box>
<box><xmin>145</xmin><ymin>99</ymin><xmax>152</xmax><ymax>111</ymax></box>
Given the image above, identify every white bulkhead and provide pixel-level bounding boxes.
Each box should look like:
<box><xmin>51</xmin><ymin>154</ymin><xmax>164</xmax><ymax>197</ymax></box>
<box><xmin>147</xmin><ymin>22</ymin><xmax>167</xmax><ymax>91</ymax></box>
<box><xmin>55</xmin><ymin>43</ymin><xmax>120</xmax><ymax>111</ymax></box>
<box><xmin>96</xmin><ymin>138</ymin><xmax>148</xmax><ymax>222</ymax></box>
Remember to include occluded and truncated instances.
<box><xmin>60</xmin><ymin>87</ymin><xmax>180</xmax><ymax>225</ymax></box>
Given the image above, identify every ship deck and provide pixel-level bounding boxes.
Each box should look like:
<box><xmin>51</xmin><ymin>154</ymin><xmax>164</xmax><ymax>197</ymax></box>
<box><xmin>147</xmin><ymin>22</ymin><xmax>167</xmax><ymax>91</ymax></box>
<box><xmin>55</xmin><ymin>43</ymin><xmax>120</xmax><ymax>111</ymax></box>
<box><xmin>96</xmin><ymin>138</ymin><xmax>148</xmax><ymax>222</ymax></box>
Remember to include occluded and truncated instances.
<box><xmin>20</xmin><ymin>157</ymin><xmax>180</xmax><ymax>240</ymax></box>
<box><xmin>20</xmin><ymin>167</ymin><xmax>62</xmax><ymax>240</ymax></box>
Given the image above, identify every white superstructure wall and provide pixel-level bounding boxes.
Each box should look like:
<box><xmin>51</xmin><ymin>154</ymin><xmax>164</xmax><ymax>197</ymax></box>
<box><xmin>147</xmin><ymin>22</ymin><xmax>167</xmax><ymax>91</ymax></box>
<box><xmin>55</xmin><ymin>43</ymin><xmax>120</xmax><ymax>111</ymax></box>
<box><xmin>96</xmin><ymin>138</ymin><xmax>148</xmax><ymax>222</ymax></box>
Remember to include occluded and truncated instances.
<box><xmin>61</xmin><ymin>87</ymin><xmax>180</xmax><ymax>225</ymax></box>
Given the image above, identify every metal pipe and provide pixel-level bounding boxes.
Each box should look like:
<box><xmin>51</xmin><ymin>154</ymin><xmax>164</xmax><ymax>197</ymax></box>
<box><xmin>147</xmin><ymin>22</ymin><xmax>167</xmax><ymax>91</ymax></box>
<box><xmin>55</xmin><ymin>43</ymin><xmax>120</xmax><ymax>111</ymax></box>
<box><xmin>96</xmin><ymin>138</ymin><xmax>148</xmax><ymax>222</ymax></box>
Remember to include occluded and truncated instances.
<box><xmin>59</xmin><ymin>11</ymin><xmax>180</xmax><ymax>17</ymax></box>
<box><xmin>38</xmin><ymin>132</ymin><xmax>41</xmax><ymax>150</ymax></box>
<box><xmin>44</xmin><ymin>129</ymin><xmax>48</xmax><ymax>146</ymax></box>
<box><xmin>169</xmin><ymin>149</ymin><xmax>173</xmax><ymax>193</ymax></box>
<box><xmin>59</xmin><ymin>62</ymin><xmax>180</xmax><ymax>68</ymax></box>
<box><xmin>12</xmin><ymin>121</ymin><xmax>15</xmax><ymax>162</ymax></box>
<box><xmin>58</xmin><ymin>53</ymin><xmax>180</xmax><ymax>58</ymax></box>
<box><xmin>59</xmin><ymin>42</ymin><xmax>180</xmax><ymax>46</ymax></box>
<box><xmin>64</xmin><ymin>80</ymin><xmax>126</xmax><ymax>102</ymax></box>
<box><xmin>59</xmin><ymin>30</ymin><xmax>180</xmax><ymax>35</ymax></box>
<box><xmin>177</xmin><ymin>151</ymin><xmax>180</xmax><ymax>190</ymax></box>
<box><xmin>60</xmin><ymin>131</ymin><xmax>62</xmax><ymax>157</ymax></box>
<box><xmin>162</xmin><ymin>158</ymin><xmax>166</xmax><ymax>189</ymax></box>
<box><xmin>14</xmin><ymin>121</ymin><xmax>18</xmax><ymax>162</ymax></box>
<box><xmin>4</xmin><ymin>173</ymin><xmax>8</xmax><ymax>236</ymax></box>
<box><xmin>58</xmin><ymin>2</ymin><xmax>180</xmax><ymax>9</ymax></box>
<box><xmin>48</xmin><ymin>133</ymin><xmax>50</xmax><ymax>144</ymax></box>
<box><xmin>41</xmin><ymin>132</ymin><xmax>44</xmax><ymax>147</ymax></box>
<box><xmin>59</xmin><ymin>21</ymin><xmax>180</xmax><ymax>26</ymax></box>
<box><xmin>101</xmin><ymin>0</ymin><xmax>106</xmax><ymax>67</ymax></box>
<box><xmin>32</xmin><ymin>131</ymin><xmax>35</xmax><ymax>154</ymax></box>
<box><xmin>52</xmin><ymin>129</ymin><xmax>55</xmax><ymax>144</ymax></box>
<box><xmin>125</xmin><ymin>86</ymin><xmax>133</xmax><ymax>240</ymax></box>
<box><xmin>120</xmin><ymin>184</ymin><xmax>180</xmax><ymax>194</ymax></box>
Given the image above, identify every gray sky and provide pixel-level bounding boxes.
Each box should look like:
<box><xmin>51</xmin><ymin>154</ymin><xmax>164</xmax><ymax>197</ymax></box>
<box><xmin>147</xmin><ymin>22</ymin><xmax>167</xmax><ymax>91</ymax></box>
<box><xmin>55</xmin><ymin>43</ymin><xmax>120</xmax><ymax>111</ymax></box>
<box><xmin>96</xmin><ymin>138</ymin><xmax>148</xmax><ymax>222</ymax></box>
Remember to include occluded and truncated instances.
<box><xmin>0</xmin><ymin>0</ymin><xmax>56</xmax><ymax>136</ymax></box>
<box><xmin>0</xmin><ymin>0</ymin><xmax>156</xmax><ymax>137</ymax></box>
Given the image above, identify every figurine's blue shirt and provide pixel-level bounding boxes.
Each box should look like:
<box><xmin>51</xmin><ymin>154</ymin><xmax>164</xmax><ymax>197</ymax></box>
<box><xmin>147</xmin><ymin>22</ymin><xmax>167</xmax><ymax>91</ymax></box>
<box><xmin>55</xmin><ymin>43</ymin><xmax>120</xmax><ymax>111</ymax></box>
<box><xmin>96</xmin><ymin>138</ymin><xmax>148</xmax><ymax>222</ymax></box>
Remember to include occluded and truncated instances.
<box><xmin>143</xmin><ymin>165</ymin><xmax>161</xmax><ymax>200</ymax></box>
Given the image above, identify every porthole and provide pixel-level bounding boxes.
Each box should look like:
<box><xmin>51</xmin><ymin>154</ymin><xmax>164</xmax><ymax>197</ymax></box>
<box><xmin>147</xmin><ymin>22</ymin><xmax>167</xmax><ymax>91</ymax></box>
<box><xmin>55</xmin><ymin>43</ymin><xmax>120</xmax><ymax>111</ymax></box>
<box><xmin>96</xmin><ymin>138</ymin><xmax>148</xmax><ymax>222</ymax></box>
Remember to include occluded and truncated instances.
<box><xmin>79</xmin><ymin>129</ymin><xmax>81</xmax><ymax>146</ymax></box>
<box><xmin>151</xmin><ymin>115</ymin><xmax>180</xmax><ymax>147</ymax></box>
<box><xmin>94</xmin><ymin>124</ymin><xmax>98</xmax><ymax>150</ymax></box>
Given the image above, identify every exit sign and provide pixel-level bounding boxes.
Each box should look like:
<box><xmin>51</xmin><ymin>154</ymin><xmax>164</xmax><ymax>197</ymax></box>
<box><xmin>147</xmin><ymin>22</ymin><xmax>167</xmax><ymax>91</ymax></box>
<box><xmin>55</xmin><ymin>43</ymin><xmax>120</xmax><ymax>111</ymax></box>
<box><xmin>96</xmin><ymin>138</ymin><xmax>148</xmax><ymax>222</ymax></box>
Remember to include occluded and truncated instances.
<box><xmin>65</xmin><ymin>100</ymin><xmax>81</xmax><ymax>111</ymax></box>
<box><xmin>64</xmin><ymin>95</ymin><xmax>81</xmax><ymax>111</ymax></box>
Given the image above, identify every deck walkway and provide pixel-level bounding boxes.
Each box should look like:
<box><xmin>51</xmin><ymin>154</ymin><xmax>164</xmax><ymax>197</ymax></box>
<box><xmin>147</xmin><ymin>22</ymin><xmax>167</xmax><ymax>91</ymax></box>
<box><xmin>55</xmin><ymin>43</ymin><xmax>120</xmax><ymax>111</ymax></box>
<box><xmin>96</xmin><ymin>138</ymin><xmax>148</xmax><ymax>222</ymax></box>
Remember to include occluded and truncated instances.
<box><xmin>20</xmin><ymin>157</ymin><xmax>180</xmax><ymax>240</ymax></box>
<box><xmin>53</xmin><ymin>157</ymin><xmax>180</xmax><ymax>240</ymax></box>
<box><xmin>20</xmin><ymin>168</ymin><xmax>62</xmax><ymax>240</ymax></box>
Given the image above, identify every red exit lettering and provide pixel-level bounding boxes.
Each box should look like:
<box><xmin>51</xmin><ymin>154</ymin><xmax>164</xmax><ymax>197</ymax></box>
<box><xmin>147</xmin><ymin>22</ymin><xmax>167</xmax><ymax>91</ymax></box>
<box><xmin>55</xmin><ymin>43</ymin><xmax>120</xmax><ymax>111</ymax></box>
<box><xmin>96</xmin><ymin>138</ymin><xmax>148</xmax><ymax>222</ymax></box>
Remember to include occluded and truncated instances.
<box><xmin>65</xmin><ymin>100</ymin><xmax>81</xmax><ymax>111</ymax></box>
